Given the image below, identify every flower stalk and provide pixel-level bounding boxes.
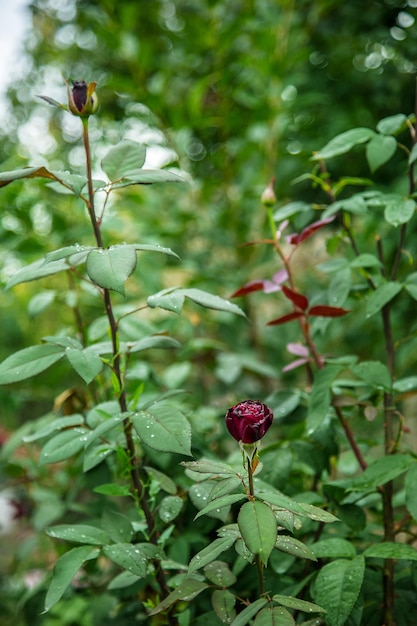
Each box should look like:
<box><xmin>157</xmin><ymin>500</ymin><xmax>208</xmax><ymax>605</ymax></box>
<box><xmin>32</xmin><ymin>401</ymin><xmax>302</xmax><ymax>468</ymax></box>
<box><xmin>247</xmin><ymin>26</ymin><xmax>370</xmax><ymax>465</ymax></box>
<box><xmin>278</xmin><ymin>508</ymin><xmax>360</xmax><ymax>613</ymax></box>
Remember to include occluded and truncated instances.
<box><xmin>226</xmin><ymin>400</ymin><xmax>273</xmax><ymax>599</ymax></box>
<box><xmin>77</xmin><ymin>84</ymin><xmax>175</xmax><ymax>621</ymax></box>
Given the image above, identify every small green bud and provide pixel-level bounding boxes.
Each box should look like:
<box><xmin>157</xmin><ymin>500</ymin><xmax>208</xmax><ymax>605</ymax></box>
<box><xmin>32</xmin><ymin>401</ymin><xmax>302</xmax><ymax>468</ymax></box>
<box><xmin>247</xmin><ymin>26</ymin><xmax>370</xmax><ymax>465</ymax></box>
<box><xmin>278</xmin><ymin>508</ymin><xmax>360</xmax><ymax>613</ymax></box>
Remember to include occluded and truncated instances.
<box><xmin>261</xmin><ymin>177</ymin><xmax>277</xmax><ymax>207</ymax></box>
<box><xmin>66</xmin><ymin>80</ymin><xmax>98</xmax><ymax>117</ymax></box>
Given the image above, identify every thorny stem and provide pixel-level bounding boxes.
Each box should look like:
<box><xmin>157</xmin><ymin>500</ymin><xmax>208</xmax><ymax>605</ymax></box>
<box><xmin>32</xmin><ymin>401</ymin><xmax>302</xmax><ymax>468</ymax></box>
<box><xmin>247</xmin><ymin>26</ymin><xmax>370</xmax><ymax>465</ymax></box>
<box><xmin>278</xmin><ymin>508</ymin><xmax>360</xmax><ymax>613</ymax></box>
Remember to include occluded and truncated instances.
<box><xmin>81</xmin><ymin>119</ymin><xmax>175</xmax><ymax>619</ymax></box>
<box><xmin>247</xmin><ymin>456</ymin><xmax>265</xmax><ymax>598</ymax></box>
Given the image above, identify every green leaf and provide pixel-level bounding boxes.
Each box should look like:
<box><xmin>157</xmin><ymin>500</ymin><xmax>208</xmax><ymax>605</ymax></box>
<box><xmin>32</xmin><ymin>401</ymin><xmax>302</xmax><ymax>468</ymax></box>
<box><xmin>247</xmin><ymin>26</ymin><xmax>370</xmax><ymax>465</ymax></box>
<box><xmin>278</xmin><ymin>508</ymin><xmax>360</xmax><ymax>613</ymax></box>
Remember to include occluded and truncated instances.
<box><xmin>107</xmin><ymin>571</ymin><xmax>141</xmax><ymax>590</ymax></box>
<box><xmin>113</xmin><ymin>169</ymin><xmax>186</xmax><ymax>184</ymax></box>
<box><xmin>297</xmin><ymin>502</ymin><xmax>339</xmax><ymax>523</ymax></box>
<box><xmin>405</xmin><ymin>272</ymin><xmax>417</xmax><ymax>301</ymax></box>
<box><xmin>351</xmin><ymin>360</ymin><xmax>392</xmax><ymax>391</ymax></box>
<box><xmin>312</xmin><ymin>538</ymin><xmax>356</xmax><ymax>558</ymax></box>
<box><xmin>43</xmin><ymin>245</ymin><xmax>93</xmax><ymax>263</ymax></box>
<box><xmin>409</xmin><ymin>143</ymin><xmax>417</xmax><ymax>165</ymax></box>
<box><xmin>328</xmin><ymin>267</ymin><xmax>351</xmax><ymax>308</ymax></box>
<box><xmin>147</xmin><ymin>287</ymin><xmax>246</xmax><ymax>317</ymax></box>
<box><xmin>39</xmin><ymin>428</ymin><xmax>89</xmax><ymax>465</ymax></box>
<box><xmin>238</xmin><ymin>500</ymin><xmax>277</xmax><ymax>566</ymax></box>
<box><xmin>126</xmin><ymin>335</ymin><xmax>181</xmax><ymax>353</ymax></box>
<box><xmin>0</xmin><ymin>343</ymin><xmax>65</xmax><ymax>384</ymax></box>
<box><xmin>132</xmin><ymin>402</ymin><xmax>192</xmax><ymax>456</ymax></box>
<box><xmin>189</xmin><ymin>537</ymin><xmax>236</xmax><ymax>573</ymax></box>
<box><xmin>313</xmin><ymin>557</ymin><xmax>365</xmax><ymax>626</ymax></box>
<box><xmin>366</xmin><ymin>134</ymin><xmax>397</xmax><ymax>172</ymax></box>
<box><xmin>84</xmin><ymin>413</ymin><xmax>127</xmax><ymax>448</ymax></box>
<box><xmin>350</xmin><ymin>253</ymin><xmax>382</xmax><ymax>269</ymax></box>
<box><xmin>48</xmin><ymin>170</ymin><xmax>87</xmax><ymax>196</ymax></box>
<box><xmin>101</xmin><ymin>140</ymin><xmax>146</xmax><ymax>181</ymax></box>
<box><xmin>229</xmin><ymin>598</ymin><xmax>268</xmax><ymax>626</ymax></box>
<box><xmin>44</xmin><ymin>546</ymin><xmax>100</xmax><ymax>611</ymax></box>
<box><xmin>144</xmin><ymin>466</ymin><xmax>177</xmax><ymax>495</ymax></box>
<box><xmin>349</xmin><ymin>454</ymin><xmax>414</xmax><ymax>492</ymax></box>
<box><xmin>313</xmin><ymin>128</ymin><xmax>375</xmax><ymax>160</ymax></box>
<box><xmin>384</xmin><ymin>196</ymin><xmax>415</xmax><ymax>227</ymax></box>
<box><xmin>275</xmin><ymin>535</ymin><xmax>317</xmax><ymax>561</ymax></box>
<box><xmin>86</xmin><ymin>246</ymin><xmax>137</xmax><ymax>295</ymax></box>
<box><xmin>103</xmin><ymin>543</ymin><xmax>148</xmax><ymax>576</ymax></box>
<box><xmin>376</xmin><ymin>113</ymin><xmax>407</xmax><ymax>135</ymax></box>
<box><xmin>258</xmin><ymin>491</ymin><xmax>308</xmax><ymax>516</ymax></box>
<box><xmin>364</xmin><ymin>542</ymin><xmax>417</xmax><ymax>560</ymax></box>
<box><xmin>23</xmin><ymin>414</ymin><xmax>85</xmax><ymax>442</ymax></box>
<box><xmin>46</xmin><ymin>524</ymin><xmax>111</xmax><ymax>545</ymax></box>
<box><xmin>6</xmin><ymin>258</ymin><xmax>71</xmax><ymax>289</ymax></box>
<box><xmin>209</xmin><ymin>476</ymin><xmax>243</xmax><ymax>500</ymax></box>
<box><xmin>133</xmin><ymin>242</ymin><xmax>180</xmax><ymax>259</ymax></box>
<box><xmin>272</xmin><ymin>594</ymin><xmax>326</xmax><ymax>614</ymax></box>
<box><xmin>158</xmin><ymin>495</ymin><xmax>183</xmax><ymax>523</ymax></box>
<box><xmin>101</xmin><ymin>508</ymin><xmax>133</xmax><ymax>543</ymax></box>
<box><xmin>93</xmin><ymin>483</ymin><xmax>131</xmax><ymax>497</ymax></box>
<box><xmin>147</xmin><ymin>287</ymin><xmax>186</xmax><ymax>313</ymax></box>
<box><xmin>394</xmin><ymin>376</ymin><xmax>417</xmax><ymax>393</ymax></box>
<box><xmin>212</xmin><ymin>589</ymin><xmax>236</xmax><ymax>624</ymax></box>
<box><xmin>405</xmin><ymin>463</ymin><xmax>417</xmax><ymax>520</ymax></box>
<box><xmin>194</xmin><ymin>493</ymin><xmax>246</xmax><ymax>520</ymax></box>
<box><xmin>323</xmin><ymin>194</ymin><xmax>368</xmax><ymax>218</ymax></box>
<box><xmin>204</xmin><ymin>560</ymin><xmax>237</xmax><ymax>586</ymax></box>
<box><xmin>65</xmin><ymin>348</ymin><xmax>103</xmax><ymax>384</ymax></box>
<box><xmin>273</xmin><ymin>201</ymin><xmax>311</xmax><ymax>222</ymax></box>
<box><xmin>28</xmin><ymin>290</ymin><xmax>56</xmax><ymax>317</ymax></box>
<box><xmin>149</xmin><ymin>577</ymin><xmax>209</xmax><ymax>615</ymax></box>
<box><xmin>43</xmin><ymin>335</ymin><xmax>83</xmax><ymax>350</ymax></box>
<box><xmin>182</xmin><ymin>459</ymin><xmax>237</xmax><ymax>476</ymax></box>
<box><xmin>254</xmin><ymin>606</ymin><xmax>295</xmax><ymax>626</ymax></box>
<box><xmin>0</xmin><ymin>165</ymin><xmax>58</xmax><ymax>188</ymax></box>
<box><xmin>82</xmin><ymin>444</ymin><xmax>114</xmax><ymax>471</ymax></box>
<box><xmin>306</xmin><ymin>366</ymin><xmax>344</xmax><ymax>434</ymax></box>
<box><xmin>365</xmin><ymin>281</ymin><xmax>402</xmax><ymax>317</ymax></box>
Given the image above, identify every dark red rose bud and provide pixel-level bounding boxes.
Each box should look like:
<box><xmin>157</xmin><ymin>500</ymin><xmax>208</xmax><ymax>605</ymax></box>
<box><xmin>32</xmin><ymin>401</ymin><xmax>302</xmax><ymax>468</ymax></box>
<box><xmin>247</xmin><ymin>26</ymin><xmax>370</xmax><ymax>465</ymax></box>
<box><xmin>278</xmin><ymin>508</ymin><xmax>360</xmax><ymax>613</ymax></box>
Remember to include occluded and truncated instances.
<box><xmin>67</xmin><ymin>80</ymin><xmax>98</xmax><ymax>117</ymax></box>
<box><xmin>225</xmin><ymin>400</ymin><xmax>273</xmax><ymax>444</ymax></box>
<box><xmin>71</xmin><ymin>81</ymin><xmax>88</xmax><ymax>112</ymax></box>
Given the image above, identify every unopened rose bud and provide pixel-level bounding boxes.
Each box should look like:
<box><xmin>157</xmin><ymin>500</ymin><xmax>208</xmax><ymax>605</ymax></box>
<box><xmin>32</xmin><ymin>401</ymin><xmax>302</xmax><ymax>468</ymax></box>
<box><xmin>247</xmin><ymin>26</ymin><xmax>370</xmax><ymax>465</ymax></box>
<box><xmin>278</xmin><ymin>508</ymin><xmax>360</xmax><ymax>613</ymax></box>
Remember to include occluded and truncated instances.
<box><xmin>67</xmin><ymin>80</ymin><xmax>98</xmax><ymax>117</ymax></box>
<box><xmin>225</xmin><ymin>400</ymin><xmax>273</xmax><ymax>444</ymax></box>
<box><xmin>261</xmin><ymin>178</ymin><xmax>277</xmax><ymax>207</ymax></box>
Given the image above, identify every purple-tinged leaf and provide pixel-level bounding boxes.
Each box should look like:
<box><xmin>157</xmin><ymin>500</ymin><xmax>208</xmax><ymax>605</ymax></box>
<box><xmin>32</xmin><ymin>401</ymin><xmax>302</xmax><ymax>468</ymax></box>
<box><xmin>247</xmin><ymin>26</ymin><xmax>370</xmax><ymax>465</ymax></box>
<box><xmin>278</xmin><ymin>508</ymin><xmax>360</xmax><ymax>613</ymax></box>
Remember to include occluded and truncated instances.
<box><xmin>267</xmin><ymin>311</ymin><xmax>305</xmax><ymax>326</ymax></box>
<box><xmin>309</xmin><ymin>305</ymin><xmax>350</xmax><ymax>317</ymax></box>
<box><xmin>282</xmin><ymin>358</ymin><xmax>310</xmax><ymax>372</ymax></box>
<box><xmin>263</xmin><ymin>269</ymin><xmax>289</xmax><ymax>293</ymax></box>
<box><xmin>286</xmin><ymin>217</ymin><xmax>335</xmax><ymax>246</ymax></box>
<box><xmin>231</xmin><ymin>281</ymin><xmax>265</xmax><ymax>297</ymax></box>
<box><xmin>287</xmin><ymin>343</ymin><xmax>309</xmax><ymax>357</ymax></box>
<box><xmin>282</xmin><ymin>285</ymin><xmax>309</xmax><ymax>311</ymax></box>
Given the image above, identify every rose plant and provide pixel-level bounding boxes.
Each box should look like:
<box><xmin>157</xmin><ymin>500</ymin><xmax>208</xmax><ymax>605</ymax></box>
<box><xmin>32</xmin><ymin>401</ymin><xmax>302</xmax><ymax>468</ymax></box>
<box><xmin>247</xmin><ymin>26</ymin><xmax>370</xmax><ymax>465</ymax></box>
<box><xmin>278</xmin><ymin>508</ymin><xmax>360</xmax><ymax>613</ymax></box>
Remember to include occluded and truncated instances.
<box><xmin>3</xmin><ymin>75</ymin><xmax>417</xmax><ymax>626</ymax></box>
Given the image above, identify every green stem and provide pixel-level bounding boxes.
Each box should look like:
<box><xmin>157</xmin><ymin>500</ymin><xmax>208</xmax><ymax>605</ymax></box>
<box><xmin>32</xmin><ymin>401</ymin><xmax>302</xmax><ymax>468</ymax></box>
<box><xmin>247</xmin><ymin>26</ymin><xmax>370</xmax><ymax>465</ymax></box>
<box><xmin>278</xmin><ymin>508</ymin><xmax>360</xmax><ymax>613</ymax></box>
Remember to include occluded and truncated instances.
<box><xmin>81</xmin><ymin>117</ymin><xmax>175</xmax><ymax>618</ymax></box>
<box><xmin>247</xmin><ymin>456</ymin><xmax>265</xmax><ymax>597</ymax></box>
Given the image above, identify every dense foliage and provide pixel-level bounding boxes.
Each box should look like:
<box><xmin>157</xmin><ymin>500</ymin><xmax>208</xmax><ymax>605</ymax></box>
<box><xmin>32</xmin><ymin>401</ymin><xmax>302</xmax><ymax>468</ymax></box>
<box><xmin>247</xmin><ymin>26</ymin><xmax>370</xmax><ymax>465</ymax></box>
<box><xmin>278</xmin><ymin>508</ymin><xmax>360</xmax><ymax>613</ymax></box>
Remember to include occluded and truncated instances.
<box><xmin>2</xmin><ymin>1</ymin><xmax>417</xmax><ymax>626</ymax></box>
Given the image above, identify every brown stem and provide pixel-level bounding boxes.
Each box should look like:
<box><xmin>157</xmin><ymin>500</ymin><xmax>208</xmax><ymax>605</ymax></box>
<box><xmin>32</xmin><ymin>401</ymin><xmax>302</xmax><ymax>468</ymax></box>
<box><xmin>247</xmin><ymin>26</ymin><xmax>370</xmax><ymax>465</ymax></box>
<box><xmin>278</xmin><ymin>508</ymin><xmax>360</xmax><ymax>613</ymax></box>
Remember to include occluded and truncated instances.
<box><xmin>378</xmin><ymin>234</ymin><xmax>396</xmax><ymax>625</ymax></box>
<box><xmin>334</xmin><ymin>406</ymin><xmax>367</xmax><ymax>471</ymax></box>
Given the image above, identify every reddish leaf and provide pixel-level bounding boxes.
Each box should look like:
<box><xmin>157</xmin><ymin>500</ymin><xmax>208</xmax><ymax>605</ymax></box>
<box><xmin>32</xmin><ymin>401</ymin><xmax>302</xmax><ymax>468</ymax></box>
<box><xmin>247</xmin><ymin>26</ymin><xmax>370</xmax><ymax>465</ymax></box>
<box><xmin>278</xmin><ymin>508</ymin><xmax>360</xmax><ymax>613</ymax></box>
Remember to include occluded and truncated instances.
<box><xmin>231</xmin><ymin>281</ymin><xmax>264</xmax><ymax>297</ymax></box>
<box><xmin>282</xmin><ymin>285</ymin><xmax>309</xmax><ymax>311</ymax></box>
<box><xmin>287</xmin><ymin>217</ymin><xmax>335</xmax><ymax>246</ymax></box>
<box><xmin>309</xmin><ymin>305</ymin><xmax>350</xmax><ymax>317</ymax></box>
<box><xmin>267</xmin><ymin>311</ymin><xmax>305</xmax><ymax>326</ymax></box>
